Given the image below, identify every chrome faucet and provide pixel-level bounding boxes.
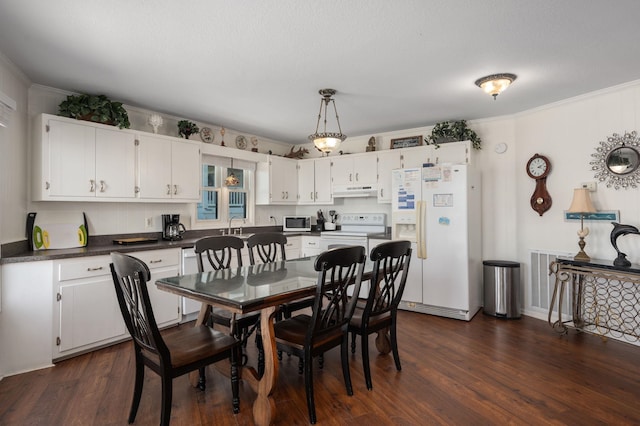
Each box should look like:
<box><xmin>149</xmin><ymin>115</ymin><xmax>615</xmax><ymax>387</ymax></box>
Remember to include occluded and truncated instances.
<box><xmin>228</xmin><ymin>215</ymin><xmax>245</xmax><ymax>235</ymax></box>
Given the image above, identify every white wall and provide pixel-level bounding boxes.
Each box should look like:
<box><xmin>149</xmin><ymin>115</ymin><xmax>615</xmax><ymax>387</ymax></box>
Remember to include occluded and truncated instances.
<box><xmin>0</xmin><ymin>53</ymin><xmax>29</xmax><ymax>247</ymax></box>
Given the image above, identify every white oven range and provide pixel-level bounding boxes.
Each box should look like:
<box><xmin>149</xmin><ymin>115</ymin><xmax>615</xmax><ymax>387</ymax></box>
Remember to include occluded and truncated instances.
<box><xmin>319</xmin><ymin>213</ymin><xmax>386</xmax><ymax>298</ymax></box>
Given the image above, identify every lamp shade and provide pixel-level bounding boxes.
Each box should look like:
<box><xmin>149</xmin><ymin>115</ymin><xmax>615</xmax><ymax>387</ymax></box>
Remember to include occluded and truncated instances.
<box><xmin>567</xmin><ymin>188</ymin><xmax>596</xmax><ymax>213</ymax></box>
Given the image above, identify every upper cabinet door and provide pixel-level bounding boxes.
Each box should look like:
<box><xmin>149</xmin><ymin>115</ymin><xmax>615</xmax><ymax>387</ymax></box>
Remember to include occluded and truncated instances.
<box><xmin>376</xmin><ymin>150</ymin><xmax>402</xmax><ymax>203</ymax></box>
<box><xmin>297</xmin><ymin>160</ymin><xmax>315</xmax><ymax>204</ymax></box>
<box><xmin>313</xmin><ymin>158</ymin><xmax>333</xmax><ymax>204</ymax></box>
<box><xmin>47</xmin><ymin>118</ymin><xmax>96</xmax><ymax>198</ymax></box>
<box><xmin>332</xmin><ymin>154</ymin><xmax>377</xmax><ymax>186</ymax></box>
<box><xmin>170</xmin><ymin>141</ymin><xmax>200</xmax><ymax>200</ymax></box>
<box><xmin>95</xmin><ymin>128</ymin><xmax>137</xmax><ymax>198</ymax></box>
<box><xmin>138</xmin><ymin>134</ymin><xmax>173</xmax><ymax>199</ymax></box>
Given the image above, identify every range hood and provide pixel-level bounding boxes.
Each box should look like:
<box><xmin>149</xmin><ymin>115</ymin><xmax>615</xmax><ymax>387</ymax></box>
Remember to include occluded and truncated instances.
<box><xmin>332</xmin><ymin>183</ymin><xmax>378</xmax><ymax>198</ymax></box>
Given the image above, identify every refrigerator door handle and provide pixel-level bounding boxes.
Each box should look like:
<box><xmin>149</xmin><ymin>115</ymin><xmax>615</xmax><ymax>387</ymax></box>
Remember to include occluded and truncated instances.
<box><xmin>416</xmin><ymin>200</ymin><xmax>427</xmax><ymax>259</ymax></box>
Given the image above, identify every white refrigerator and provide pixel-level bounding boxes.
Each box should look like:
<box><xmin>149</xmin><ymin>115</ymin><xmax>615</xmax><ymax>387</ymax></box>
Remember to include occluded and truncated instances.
<box><xmin>391</xmin><ymin>164</ymin><xmax>482</xmax><ymax>321</ymax></box>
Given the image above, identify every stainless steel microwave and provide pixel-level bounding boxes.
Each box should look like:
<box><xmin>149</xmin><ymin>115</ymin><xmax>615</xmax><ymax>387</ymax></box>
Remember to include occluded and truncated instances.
<box><xmin>282</xmin><ymin>216</ymin><xmax>312</xmax><ymax>232</ymax></box>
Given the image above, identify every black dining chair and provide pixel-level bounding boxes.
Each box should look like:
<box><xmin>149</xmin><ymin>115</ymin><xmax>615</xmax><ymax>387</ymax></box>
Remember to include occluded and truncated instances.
<box><xmin>274</xmin><ymin>245</ymin><xmax>366</xmax><ymax>424</ymax></box>
<box><xmin>348</xmin><ymin>240</ymin><xmax>412</xmax><ymax>390</ymax></box>
<box><xmin>194</xmin><ymin>236</ymin><xmax>263</xmax><ymax>370</ymax></box>
<box><xmin>110</xmin><ymin>252</ymin><xmax>240</xmax><ymax>426</ymax></box>
<box><xmin>248</xmin><ymin>233</ymin><xmax>316</xmax><ymax>323</ymax></box>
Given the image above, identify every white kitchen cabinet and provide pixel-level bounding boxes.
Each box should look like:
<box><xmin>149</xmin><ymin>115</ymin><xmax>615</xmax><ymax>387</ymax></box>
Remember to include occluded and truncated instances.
<box><xmin>331</xmin><ymin>154</ymin><xmax>377</xmax><ymax>187</ymax></box>
<box><xmin>298</xmin><ymin>158</ymin><xmax>333</xmax><ymax>204</ymax></box>
<box><xmin>399</xmin><ymin>145</ymin><xmax>432</xmax><ymax>169</ymax></box>
<box><xmin>33</xmin><ymin>114</ymin><xmax>137</xmax><ymax>201</ymax></box>
<box><xmin>133</xmin><ymin>249</ymin><xmax>181</xmax><ymax>326</ymax></box>
<box><xmin>301</xmin><ymin>235</ymin><xmax>322</xmax><ymax>257</ymax></box>
<box><xmin>426</xmin><ymin>140</ymin><xmax>473</xmax><ymax>165</ymax></box>
<box><xmin>376</xmin><ymin>150</ymin><xmax>403</xmax><ymax>203</ymax></box>
<box><xmin>53</xmin><ymin>255</ymin><xmax>126</xmax><ymax>360</ymax></box>
<box><xmin>0</xmin><ymin>261</ymin><xmax>54</xmax><ymax>376</ymax></box>
<box><xmin>137</xmin><ymin>134</ymin><xmax>200</xmax><ymax>201</ymax></box>
<box><xmin>256</xmin><ymin>155</ymin><xmax>298</xmax><ymax>204</ymax></box>
<box><xmin>52</xmin><ymin>248</ymin><xmax>181</xmax><ymax>360</ymax></box>
<box><xmin>285</xmin><ymin>236</ymin><xmax>301</xmax><ymax>259</ymax></box>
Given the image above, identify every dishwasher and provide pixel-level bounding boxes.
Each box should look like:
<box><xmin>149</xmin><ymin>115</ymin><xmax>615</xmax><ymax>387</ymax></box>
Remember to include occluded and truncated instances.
<box><xmin>181</xmin><ymin>247</ymin><xmax>203</xmax><ymax>319</ymax></box>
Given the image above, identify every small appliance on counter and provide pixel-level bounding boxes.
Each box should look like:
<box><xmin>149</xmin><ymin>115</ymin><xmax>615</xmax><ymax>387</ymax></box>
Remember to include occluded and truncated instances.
<box><xmin>162</xmin><ymin>214</ymin><xmax>186</xmax><ymax>241</ymax></box>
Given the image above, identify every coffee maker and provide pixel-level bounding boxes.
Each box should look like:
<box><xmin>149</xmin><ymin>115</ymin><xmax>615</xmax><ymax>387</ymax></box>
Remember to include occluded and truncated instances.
<box><xmin>162</xmin><ymin>214</ymin><xmax>186</xmax><ymax>241</ymax></box>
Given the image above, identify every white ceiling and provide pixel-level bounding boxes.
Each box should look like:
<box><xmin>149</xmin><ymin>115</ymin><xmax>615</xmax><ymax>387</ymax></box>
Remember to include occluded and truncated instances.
<box><xmin>2</xmin><ymin>0</ymin><xmax>640</xmax><ymax>144</ymax></box>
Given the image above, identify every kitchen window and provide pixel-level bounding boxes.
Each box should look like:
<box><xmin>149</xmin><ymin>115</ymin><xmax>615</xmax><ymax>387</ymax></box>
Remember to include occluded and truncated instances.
<box><xmin>194</xmin><ymin>156</ymin><xmax>255</xmax><ymax>227</ymax></box>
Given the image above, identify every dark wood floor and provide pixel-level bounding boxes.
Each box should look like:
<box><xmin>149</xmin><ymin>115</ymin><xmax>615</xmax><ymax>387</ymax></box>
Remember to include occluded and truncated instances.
<box><xmin>1</xmin><ymin>311</ymin><xmax>639</xmax><ymax>425</ymax></box>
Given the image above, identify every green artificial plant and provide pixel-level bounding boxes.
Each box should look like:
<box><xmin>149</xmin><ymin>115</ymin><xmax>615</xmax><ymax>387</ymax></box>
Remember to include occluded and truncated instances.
<box><xmin>58</xmin><ymin>94</ymin><xmax>130</xmax><ymax>129</ymax></box>
<box><xmin>177</xmin><ymin>120</ymin><xmax>199</xmax><ymax>139</ymax></box>
<box><xmin>427</xmin><ymin>120</ymin><xmax>481</xmax><ymax>150</ymax></box>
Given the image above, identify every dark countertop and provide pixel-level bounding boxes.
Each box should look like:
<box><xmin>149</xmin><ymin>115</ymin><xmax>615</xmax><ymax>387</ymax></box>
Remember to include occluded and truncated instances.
<box><xmin>0</xmin><ymin>228</ymin><xmax>323</xmax><ymax>265</ymax></box>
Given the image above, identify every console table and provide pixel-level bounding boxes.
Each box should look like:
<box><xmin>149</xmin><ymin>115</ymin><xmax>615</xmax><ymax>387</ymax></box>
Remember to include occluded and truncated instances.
<box><xmin>548</xmin><ymin>257</ymin><xmax>640</xmax><ymax>343</ymax></box>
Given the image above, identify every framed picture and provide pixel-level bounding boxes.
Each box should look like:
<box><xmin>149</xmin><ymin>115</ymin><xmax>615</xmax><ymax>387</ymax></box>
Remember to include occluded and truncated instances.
<box><xmin>390</xmin><ymin>135</ymin><xmax>422</xmax><ymax>149</ymax></box>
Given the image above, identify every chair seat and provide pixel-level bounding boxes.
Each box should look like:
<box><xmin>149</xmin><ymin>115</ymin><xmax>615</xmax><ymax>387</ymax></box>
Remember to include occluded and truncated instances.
<box><xmin>274</xmin><ymin>314</ymin><xmax>345</xmax><ymax>353</ymax></box>
<box><xmin>350</xmin><ymin>307</ymin><xmax>391</xmax><ymax>331</ymax></box>
<box><xmin>164</xmin><ymin>325</ymin><xmax>238</xmax><ymax>370</ymax></box>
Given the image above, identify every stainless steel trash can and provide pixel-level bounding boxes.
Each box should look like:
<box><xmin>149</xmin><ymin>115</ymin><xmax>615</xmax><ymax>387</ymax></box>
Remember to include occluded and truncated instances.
<box><xmin>483</xmin><ymin>260</ymin><xmax>520</xmax><ymax>318</ymax></box>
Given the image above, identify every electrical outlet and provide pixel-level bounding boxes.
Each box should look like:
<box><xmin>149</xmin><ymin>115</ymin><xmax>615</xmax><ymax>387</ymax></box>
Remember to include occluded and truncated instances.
<box><xmin>145</xmin><ymin>217</ymin><xmax>153</xmax><ymax>228</ymax></box>
<box><xmin>581</xmin><ymin>182</ymin><xmax>597</xmax><ymax>192</ymax></box>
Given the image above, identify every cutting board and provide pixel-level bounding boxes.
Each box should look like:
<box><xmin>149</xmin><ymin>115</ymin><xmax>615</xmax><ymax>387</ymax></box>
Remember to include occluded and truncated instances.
<box><xmin>27</xmin><ymin>212</ymin><xmax>88</xmax><ymax>250</ymax></box>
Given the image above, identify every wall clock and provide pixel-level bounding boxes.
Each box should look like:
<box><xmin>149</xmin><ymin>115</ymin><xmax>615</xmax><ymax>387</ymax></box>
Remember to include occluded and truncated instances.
<box><xmin>526</xmin><ymin>153</ymin><xmax>552</xmax><ymax>216</ymax></box>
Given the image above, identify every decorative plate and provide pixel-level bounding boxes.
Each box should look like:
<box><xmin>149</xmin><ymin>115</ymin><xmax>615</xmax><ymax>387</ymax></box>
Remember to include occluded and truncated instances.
<box><xmin>199</xmin><ymin>127</ymin><xmax>214</xmax><ymax>143</ymax></box>
<box><xmin>236</xmin><ymin>135</ymin><xmax>247</xmax><ymax>150</ymax></box>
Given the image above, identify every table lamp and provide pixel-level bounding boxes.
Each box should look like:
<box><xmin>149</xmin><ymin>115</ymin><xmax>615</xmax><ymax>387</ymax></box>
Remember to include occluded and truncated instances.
<box><xmin>567</xmin><ymin>188</ymin><xmax>597</xmax><ymax>261</ymax></box>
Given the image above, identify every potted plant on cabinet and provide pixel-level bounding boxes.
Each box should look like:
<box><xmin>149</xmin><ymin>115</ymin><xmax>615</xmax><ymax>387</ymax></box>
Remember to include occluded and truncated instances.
<box><xmin>57</xmin><ymin>94</ymin><xmax>130</xmax><ymax>129</ymax></box>
<box><xmin>427</xmin><ymin>120</ymin><xmax>481</xmax><ymax>150</ymax></box>
<box><xmin>177</xmin><ymin>120</ymin><xmax>199</xmax><ymax>139</ymax></box>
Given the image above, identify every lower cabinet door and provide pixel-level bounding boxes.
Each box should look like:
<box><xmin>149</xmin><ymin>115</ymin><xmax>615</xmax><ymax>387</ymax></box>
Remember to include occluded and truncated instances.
<box><xmin>57</xmin><ymin>277</ymin><xmax>126</xmax><ymax>354</ymax></box>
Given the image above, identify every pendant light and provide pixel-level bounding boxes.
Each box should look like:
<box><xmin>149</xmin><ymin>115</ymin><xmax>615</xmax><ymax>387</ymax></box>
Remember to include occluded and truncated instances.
<box><xmin>225</xmin><ymin>158</ymin><xmax>240</xmax><ymax>186</ymax></box>
<box><xmin>308</xmin><ymin>89</ymin><xmax>347</xmax><ymax>153</ymax></box>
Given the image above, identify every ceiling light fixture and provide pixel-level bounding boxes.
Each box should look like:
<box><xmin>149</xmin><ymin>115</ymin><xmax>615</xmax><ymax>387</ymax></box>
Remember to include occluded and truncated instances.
<box><xmin>475</xmin><ymin>73</ymin><xmax>517</xmax><ymax>100</ymax></box>
<box><xmin>308</xmin><ymin>88</ymin><xmax>346</xmax><ymax>154</ymax></box>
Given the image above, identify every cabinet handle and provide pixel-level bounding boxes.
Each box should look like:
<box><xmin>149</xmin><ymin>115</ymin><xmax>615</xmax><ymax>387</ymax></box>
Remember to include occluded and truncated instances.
<box><xmin>349</xmin><ymin>173</ymin><xmax>352</xmax><ymax>182</ymax></box>
<box><xmin>315</xmin><ymin>191</ymin><xmax>318</xmax><ymax>200</ymax></box>
<box><xmin>45</xmin><ymin>181</ymin><xmax>50</xmax><ymax>190</ymax></box>
<box><xmin>356</xmin><ymin>173</ymin><xmax>359</xmax><ymax>181</ymax></box>
<box><xmin>285</xmin><ymin>191</ymin><xmax>289</xmax><ymax>199</ymax></box>
<box><xmin>100</xmin><ymin>180</ymin><xmax>105</xmax><ymax>192</ymax></box>
<box><xmin>87</xmin><ymin>266</ymin><xmax>103</xmax><ymax>271</ymax></box>
<box><xmin>166</xmin><ymin>184</ymin><xmax>171</xmax><ymax>195</ymax></box>
<box><xmin>149</xmin><ymin>259</ymin><xmax>162</xmax><ymax>264</ymax></box>
<box><xmin>173</xmin><ymin>185</ymin><xmax>178</xmax><ymax>195</ymax></box>
<box><xmin>310</xmin><ymin>191</ymin><xmax>314</xmax><ymax>200</ymax></box>
<box><xmin>90</xmin><ymin>179</ymin><xmax>95</xmax><ymax>193</ymax></box>
<box><xmin>380</xmin><ymin>188</ymin><xmax>384</xmax><ymax>197</ymax></box>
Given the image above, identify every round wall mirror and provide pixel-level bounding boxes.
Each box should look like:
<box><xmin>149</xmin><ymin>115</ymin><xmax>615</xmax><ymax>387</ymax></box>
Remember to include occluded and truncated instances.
<box><xmin>606</xmin><ymin>146</ymin><xmax>640</xmax><ymax>175</ymax></box>
<box><xmin>591</xmin><ymin>131</ymin><xmax>640</xmax><ymax>189</ymax></box>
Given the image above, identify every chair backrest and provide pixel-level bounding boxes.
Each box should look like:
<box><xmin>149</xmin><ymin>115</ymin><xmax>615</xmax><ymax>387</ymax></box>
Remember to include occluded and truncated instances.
<box><xmin>246</xmin><ymin>232</ymin><xmax>287</xmax><ymax>265</ymax></box>
<box><xmin>365</xmin><ymin>240</ymin><xmax>412</xmax><ymax>319</ymax></box>
<box><xmin>195</xmin><ymin>236</ymin><xmax>245</xmax><ymax>272</ymax></box>
<box><xmin>308</xmin><ymin>245</ymin><xmax>366</xmax><ymax>345</ymax></box>
<box><xmin>110</xmin><ymin>252</ymin><xmax>169</xmax><ymax>359</ymax></box>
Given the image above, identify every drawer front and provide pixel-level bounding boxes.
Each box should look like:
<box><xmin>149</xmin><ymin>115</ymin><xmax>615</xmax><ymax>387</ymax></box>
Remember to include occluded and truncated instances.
<box><xmin>133</xmin><ymin>248</ymin><xmax>180</xmax><ymax>269</ymax></box>
<box><xmin>57</xmin><ymin>256</ymin><xmax>111</xmax><ymax>281</ymax></box>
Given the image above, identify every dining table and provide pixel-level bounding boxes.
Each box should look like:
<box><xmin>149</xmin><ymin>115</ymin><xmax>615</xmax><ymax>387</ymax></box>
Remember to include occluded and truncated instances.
<box><xmin>155</xmin><ymin>255</ymin><xmax>387</xmax><ymax>426</ymax></box>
